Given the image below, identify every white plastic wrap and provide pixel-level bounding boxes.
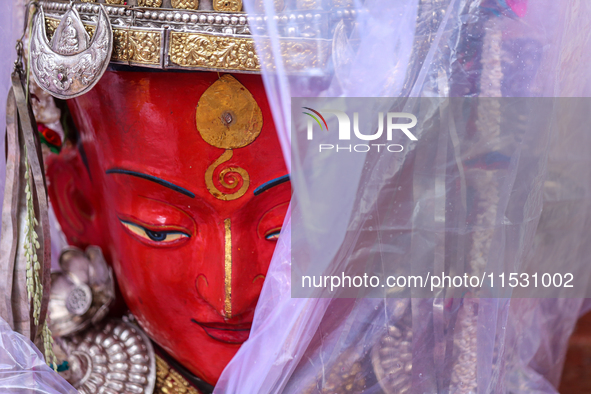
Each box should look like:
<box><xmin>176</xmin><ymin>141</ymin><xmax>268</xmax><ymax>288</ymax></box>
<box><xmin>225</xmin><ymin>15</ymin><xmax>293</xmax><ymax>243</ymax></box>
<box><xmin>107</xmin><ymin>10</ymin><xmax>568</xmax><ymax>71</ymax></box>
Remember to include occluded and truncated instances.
<box><xmin>0</xmin><ymin>316</ymin><xmax>77</xmax><ymax>393</ymax></box>
<box><xmin>216</xmin><ymin>1</ymin><xmax>591</xmax><ymax>393</ymax></box>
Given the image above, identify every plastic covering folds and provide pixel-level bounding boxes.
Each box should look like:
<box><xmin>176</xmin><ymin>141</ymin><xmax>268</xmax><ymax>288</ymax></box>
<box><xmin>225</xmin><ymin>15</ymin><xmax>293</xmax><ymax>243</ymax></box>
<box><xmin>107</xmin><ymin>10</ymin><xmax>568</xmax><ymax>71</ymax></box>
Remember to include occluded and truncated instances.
<box><xmin>0</xmin><ymin>316</ymin><xmax>77</xmax><ymax>393</ymax></box>
<box><xmin>216</xmin><ymin>1</ymin><xmax>591</xmax><ymax>394</ymax></box>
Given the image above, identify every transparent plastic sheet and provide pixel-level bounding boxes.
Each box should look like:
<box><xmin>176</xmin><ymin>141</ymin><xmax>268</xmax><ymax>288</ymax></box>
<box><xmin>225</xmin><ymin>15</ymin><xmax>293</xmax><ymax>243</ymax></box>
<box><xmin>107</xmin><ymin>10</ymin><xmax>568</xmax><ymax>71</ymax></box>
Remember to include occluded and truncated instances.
<box><xmin>0</xmin><ymin>316</ymin><xmax>77</xmax><ymax>393</ymax></box>
<box><xmin>215</xmin><ymin>1</ymin><xmax>591</xmax><ymax>394</ymax></box>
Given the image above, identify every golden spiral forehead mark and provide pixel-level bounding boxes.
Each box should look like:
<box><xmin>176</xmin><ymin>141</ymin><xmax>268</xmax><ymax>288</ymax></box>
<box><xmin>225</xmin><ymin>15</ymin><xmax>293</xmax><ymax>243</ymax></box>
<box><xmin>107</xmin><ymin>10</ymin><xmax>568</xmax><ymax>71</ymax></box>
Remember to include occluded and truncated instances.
<box><xmin>204</xmin><ymin>150</ymin><xmax>250</xmax><ymax>201</ymax></box>
<box><xmin>197</xmin><ymin>74</ymin><xmax>262</xmax><ymax>200</ymax></box>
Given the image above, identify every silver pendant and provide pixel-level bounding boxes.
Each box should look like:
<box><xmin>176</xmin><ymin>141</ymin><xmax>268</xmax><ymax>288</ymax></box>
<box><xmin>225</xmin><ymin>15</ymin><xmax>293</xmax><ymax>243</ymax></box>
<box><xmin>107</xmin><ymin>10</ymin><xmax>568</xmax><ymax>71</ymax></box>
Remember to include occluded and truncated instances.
<box><xmin>30</xmin><ymin>4</ymin><xmax>113</xmax><ymax>99</ymax></box>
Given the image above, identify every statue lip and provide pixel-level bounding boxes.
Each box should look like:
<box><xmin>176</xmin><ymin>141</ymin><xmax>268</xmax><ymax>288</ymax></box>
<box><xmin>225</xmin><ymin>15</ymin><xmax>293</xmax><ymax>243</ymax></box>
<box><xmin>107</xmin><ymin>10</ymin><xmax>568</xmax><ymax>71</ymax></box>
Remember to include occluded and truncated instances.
<box><xmin>191</xmin><ymin>319</ymin><xmax>252</xmax><ymax>344</ymax></box>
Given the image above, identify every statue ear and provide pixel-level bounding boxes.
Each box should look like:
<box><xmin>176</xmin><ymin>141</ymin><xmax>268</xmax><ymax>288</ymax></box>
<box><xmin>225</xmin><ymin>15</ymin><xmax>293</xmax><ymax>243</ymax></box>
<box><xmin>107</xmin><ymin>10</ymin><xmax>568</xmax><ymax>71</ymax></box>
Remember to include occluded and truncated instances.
<box><xmin>46</xmin><ymin>146</ymin><xmax>98</xmax><ymax>246</ymax></box>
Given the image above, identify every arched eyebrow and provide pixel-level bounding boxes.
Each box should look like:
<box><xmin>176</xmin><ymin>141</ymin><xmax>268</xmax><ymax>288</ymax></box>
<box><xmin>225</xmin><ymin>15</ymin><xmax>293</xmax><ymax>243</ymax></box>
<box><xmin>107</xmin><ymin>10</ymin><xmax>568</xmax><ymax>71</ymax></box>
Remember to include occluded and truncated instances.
<box><xmin>106</xmin><ymin>168</ymin><xmax>195</xmax><ymax>198</ymax></box>
<box><xmin>253</xmin><ymin>174</ymin><xmax>290</xmax><ymax>196</ymax></box>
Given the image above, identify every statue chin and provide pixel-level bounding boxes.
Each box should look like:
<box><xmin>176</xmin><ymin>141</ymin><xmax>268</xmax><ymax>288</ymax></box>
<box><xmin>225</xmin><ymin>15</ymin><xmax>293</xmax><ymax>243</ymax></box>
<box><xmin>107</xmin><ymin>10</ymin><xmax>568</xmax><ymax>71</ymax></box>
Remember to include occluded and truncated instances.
<box><xmin>46</xmin><ymin>69</ymin><xmax>290</xmax><ymax>385</ymax></box>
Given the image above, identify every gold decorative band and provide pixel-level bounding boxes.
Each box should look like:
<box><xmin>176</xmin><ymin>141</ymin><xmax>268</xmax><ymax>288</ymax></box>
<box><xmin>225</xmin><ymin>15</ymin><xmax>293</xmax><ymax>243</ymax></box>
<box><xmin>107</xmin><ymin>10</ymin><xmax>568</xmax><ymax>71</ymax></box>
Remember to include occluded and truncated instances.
<box><xmin>85</xmin><ymin>0</ymin><xmax>199</xmax><ymax>7</ymax></box>
<box><xmin>213</xmin><ymin>0</ymin><xmax>242</xmax><ymax>12</ymax></box>
<box><xmin>170</xmin><ymin>31</ymin><xmax>259</xmax><ymax>71</ymax></box>
<box><xmin>137</xmin><ymin>0</ymin><xmax>163</xmax><ymax>7</ymax></box>
<box><xmin>46</xmin><ymin>17</ymin><xmax>161</xmax><ymax>65</ymax></box>
<box><xmin>112</xmin><ymin>30</ymin><xmax>162</xmax><ymax>65</ymax></box>
<box><xmin>44</xmin><ymin>16</ymin><xmax>331</xmax><ymax>73</ymax></box>
<box><xmin>155</xmin><ymin>355</ymin><xmax>202</xmax><ymax>394</ymax></box>
<box><xmin>171</xmin><ymin>0</ymin><xmax>199</xmax><ymax>9</ymax></box>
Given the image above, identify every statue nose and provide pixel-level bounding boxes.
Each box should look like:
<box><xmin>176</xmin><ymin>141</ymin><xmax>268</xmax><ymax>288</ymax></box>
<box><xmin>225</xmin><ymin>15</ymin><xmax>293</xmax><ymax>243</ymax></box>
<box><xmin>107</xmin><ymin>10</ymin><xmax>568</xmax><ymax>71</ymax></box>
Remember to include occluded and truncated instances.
<box><xmin>194</xmin><ymin>218</ymin><xmax>261</xmax><ymax>319</ymax></box>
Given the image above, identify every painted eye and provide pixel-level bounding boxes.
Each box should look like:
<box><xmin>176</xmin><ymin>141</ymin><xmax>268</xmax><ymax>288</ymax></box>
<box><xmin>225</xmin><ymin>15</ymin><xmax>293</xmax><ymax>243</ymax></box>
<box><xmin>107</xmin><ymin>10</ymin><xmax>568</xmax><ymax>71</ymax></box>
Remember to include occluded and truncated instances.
<box><xmin>120</xmin><ymin>220</ymin><xmax>189</xmax><ymax>243</ymax></box>
<box><xmin>265</xmin><ymin>229</ymin><xmax>281</xmax><ymax>240</ymax></box>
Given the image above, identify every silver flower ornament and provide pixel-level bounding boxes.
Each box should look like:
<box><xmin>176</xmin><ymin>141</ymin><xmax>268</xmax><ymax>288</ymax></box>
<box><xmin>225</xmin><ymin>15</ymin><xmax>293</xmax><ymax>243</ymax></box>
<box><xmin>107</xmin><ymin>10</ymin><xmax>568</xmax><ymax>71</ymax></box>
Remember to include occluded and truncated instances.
<box><xmin>49</xmin><ymin>246</ymin><xmax>115</xmax><ymax>337</ymax></box>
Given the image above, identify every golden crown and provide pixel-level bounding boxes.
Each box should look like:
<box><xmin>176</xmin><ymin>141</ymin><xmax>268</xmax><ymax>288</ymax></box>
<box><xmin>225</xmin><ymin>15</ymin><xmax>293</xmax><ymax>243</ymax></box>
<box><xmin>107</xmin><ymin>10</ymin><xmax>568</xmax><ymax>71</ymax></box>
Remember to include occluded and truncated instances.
<box><xmin>38</xmin><ymin>0</ymin><xmax>352</xmax><ymax>75</ymax></box>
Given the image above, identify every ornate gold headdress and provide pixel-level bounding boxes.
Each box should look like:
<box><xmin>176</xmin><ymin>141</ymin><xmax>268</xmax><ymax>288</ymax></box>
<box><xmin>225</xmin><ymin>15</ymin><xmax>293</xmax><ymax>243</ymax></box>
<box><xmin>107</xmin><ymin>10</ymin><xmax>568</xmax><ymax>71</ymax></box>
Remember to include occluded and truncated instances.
<box><xmin>29</xmin><ymin>0</ymin><xmax>353</xmax><ymax>99</ymax></box>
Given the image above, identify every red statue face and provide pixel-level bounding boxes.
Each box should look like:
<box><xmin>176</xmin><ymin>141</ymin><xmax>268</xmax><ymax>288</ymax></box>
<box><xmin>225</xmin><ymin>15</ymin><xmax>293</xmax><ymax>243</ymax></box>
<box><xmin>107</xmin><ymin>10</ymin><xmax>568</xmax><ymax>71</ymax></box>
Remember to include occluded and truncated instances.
<box><xmin>46</xmin><ymin>70</ymin><xmax>290</xmax><ymax>384</ymax></box>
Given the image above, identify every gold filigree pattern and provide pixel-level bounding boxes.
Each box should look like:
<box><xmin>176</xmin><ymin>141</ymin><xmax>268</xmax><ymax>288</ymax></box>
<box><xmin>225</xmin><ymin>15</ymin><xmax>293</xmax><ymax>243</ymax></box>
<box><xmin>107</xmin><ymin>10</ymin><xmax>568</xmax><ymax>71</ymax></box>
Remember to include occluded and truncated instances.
<box><xmin>137</xmin><ymin>0</ymin><xmax>163</xmax><ymax>6</ymax></box>
<box><xmin>111</xmin><ymin>29</ymin><xmax>128</xmax><ymax>61</ymax></box>
<box><xmin>105</xmin><ymin>0</ymin><xmax>125</xmax><ymax>4</ymax></box>
<box><xmin>84</xmin><ymin>24</ymin><xmax>95</xmax><ymax>38</ymax></box>
<box><xmin>171</xmin><ymin>0</ymin><xmax>199</xmax><ymax>9</ymax></box>
<box><xmin>155</xmin><ymin>355</ymin><xmax>202</xmax><ymax>394</ymax></box>
<box><xmin>296</xmin><ymin>0</ymin><xmax>321</xmax><ymax>9</ymax></box>
<box><xmin>253</xmin><ymin>0</ymin><xmax>285</xmax><ymax>12</ymax></box>
<box><xmin>212</xmin><ymin>0</ymin><xmax>242</xmax><ymax>12</ymax></box>
<box><xmin>259</xmin><ymin>39</ymin><xmax>332</xmax><ymax>72</ymax></box>
<box><xmin>332</xmin><ymin>0</ymin><xmax>354</xmax><ymax>7</ymax></box>
<box><xmin>110</xmin><ymin>29</ymin><xmax>160</xmax><ymax>64</ymax></box>
<box><xmin>128</xmin><ymin>30</ymin><xmax>161</xmax><ymax>64</ymax></box>
<box><xmin>45</xmin><ymin>18</ymin><xmax>59</xmax><ymax>39</ymax></box>
<box><xmin>170</xmin><ymin>32</ymin><xmax>259</xmax><ymax>71</ymax></box>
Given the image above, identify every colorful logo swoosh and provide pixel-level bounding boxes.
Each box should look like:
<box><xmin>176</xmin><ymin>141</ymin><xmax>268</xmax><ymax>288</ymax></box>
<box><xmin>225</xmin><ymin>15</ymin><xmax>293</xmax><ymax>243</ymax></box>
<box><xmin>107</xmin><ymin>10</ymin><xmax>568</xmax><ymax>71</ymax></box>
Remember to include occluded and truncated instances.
<box><xmin>302</xmin><ymin>107</ymin><xmax>328</xmax><ymax>131</ymax></box>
